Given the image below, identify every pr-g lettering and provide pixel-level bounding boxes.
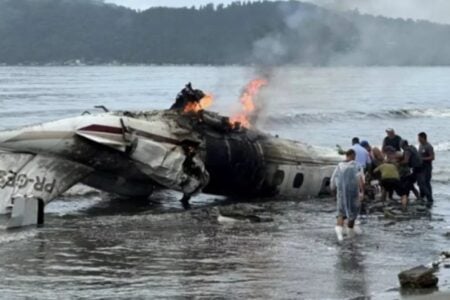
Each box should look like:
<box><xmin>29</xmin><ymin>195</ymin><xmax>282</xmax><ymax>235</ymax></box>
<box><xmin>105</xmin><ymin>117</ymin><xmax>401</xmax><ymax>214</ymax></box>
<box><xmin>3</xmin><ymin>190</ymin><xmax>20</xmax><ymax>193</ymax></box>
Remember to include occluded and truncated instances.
<box><xmin>0</xmin><ymin>169</ymin><xmax>56</xmax><ymax>193</ymax></box>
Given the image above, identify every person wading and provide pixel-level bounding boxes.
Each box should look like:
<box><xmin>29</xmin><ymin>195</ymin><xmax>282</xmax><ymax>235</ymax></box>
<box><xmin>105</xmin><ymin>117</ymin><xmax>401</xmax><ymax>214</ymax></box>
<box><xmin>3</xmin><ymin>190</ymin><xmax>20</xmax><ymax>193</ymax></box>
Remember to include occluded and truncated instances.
<box><xmin>399</xmin><ymin>140</ymin><xmax>422</xmax><ymax>201</ymax></box>
<box><xmin>418</xmin><ymin>132</ymin><xmax>435</xmax><ymax>207</ymax></box>
<box><xmin>331</xmin><ymin>149</ymin><xmax>365</xmax><ymax>242</ymax></box>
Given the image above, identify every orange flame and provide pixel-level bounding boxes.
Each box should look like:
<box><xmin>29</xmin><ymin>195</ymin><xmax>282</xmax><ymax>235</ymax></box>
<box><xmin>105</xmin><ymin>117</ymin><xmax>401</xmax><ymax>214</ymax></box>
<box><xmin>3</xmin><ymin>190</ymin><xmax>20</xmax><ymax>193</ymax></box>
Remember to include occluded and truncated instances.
<box><xmin>183</xmin><ymin>94</ymin><xmax>213</xmax><ymax>113</ymax></box>
<box><xmin>230</xmin><ymin>78</ymin><xmax>268</xmax><ymax>128</ymax></box>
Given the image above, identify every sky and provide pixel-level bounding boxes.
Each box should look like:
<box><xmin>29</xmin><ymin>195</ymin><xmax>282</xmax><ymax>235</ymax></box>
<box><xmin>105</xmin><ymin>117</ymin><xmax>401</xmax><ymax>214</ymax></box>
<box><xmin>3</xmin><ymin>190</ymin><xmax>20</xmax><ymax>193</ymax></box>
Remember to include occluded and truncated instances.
<box><xmin>104</xmin><ymin>0</ymin><xmax>450</xmax><ymax>24</ymax></box>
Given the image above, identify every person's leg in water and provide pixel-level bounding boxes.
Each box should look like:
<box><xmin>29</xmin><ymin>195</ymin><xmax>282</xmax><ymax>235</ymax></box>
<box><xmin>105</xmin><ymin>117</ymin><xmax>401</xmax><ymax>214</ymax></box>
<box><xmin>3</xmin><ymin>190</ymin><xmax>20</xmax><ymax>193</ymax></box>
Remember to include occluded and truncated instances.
<box><xmin>347</xmin><ymin>219</ymin><xmax>357</xmax><ymax>238</ymax></box>
<box><xmin>345</xmin><ymin>191</ymin><xmax>362</xmax><ymax>238</ymax></box>
<box><xmin>410</xmin><ymin>167</ymin><xmax>423</xmax><ymax>202</ymax></box>
<box><xmin>416</xmin><ymin>168</ymin><xmax>431</xmax><ymax>204</ymax></box>
<box><xmin>335</xmin><ymin>216</ymin><xmax>345</xmax><ymax>242</ymax></box>
<box><xmin>180</xmin><ymin>193</ymin><xmax>191</xmax><ymax>210</ymax></box>
<box><xmin>411</xmin><ymin>185</ymin><xmax>421</xmax><ymax>201</ymax></box>
<box><xmin>402</xmin><ymin>177</ymin><xmax>411</xmax><ymax>211</ymax></box>
<box><xmin>388</xmin><ymin>189</ymin><xmax>394</xmax><ymax>200</ymax></box>
<box><xmin>381</xmin><ymin>187</ymin><xmax>387</xmax><ymax>203</ymax></box>
<box><xmin>380</xmin><ymin>180</ymin><xmax>387</xmax><ymax>203</ymax></box>
<box><xmin>424</xmin><ymin>164</ymin><xmax>434</xmax><ymax>206</ymax></box>
<box><xmin>399</xmin><ymin>176</ymin><xmax>411</xmax><ymax>211</ymax></box>
<box><xmin>401</xmin><ymin>194</ymin><xmax>409</xmax><ymax>211</ymax></box>
<box><xmin>382</xmin><ymin>179</ymin><xmax>398</xmax><ymax>205</ymax></box>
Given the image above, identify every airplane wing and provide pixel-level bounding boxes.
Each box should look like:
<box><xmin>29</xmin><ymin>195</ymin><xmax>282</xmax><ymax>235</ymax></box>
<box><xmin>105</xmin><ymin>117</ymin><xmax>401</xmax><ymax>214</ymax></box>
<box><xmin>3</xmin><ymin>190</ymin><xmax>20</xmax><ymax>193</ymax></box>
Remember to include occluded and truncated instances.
<box><xmin>0</xmin><ymin>152</ymin><xmax>92</xmax><ymax>228</ymax></box>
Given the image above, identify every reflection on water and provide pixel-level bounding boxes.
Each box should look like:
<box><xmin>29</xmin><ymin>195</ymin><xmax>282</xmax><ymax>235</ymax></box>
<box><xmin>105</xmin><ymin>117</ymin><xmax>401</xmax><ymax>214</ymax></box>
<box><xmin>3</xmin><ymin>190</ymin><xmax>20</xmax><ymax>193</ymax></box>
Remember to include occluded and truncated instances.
<box><xmin>335</xmin><ymin>244</ymin><xmax>368</xmax><ymax>299</ymax></box>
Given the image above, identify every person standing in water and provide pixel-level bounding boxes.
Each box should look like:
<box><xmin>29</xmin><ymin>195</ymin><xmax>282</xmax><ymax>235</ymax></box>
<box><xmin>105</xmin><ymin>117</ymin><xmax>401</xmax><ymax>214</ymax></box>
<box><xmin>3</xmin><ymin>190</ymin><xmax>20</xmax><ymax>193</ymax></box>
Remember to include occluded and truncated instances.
<box><xmin>418</xmin><ymin>132</ymin><xmax>435</xmax><ymax>207</ymax></box>
<box><xmin>331</xmin><ymin>149</ymin><xmax>365</xmax><ymax>242</ymax></box>
<box><xmin>399</xmin><ymin>140</ymin><xmax>422</xmax><ymax>202</ymax></box>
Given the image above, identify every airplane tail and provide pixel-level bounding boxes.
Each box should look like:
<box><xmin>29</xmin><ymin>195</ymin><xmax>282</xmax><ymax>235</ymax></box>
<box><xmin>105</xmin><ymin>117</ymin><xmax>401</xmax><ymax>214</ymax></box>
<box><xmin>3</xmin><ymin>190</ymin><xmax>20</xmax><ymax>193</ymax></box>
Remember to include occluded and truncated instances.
<box><xmin>0</xmin><ymin>153</ymin><xmax>92</xmax><ymax>228</ymax></box>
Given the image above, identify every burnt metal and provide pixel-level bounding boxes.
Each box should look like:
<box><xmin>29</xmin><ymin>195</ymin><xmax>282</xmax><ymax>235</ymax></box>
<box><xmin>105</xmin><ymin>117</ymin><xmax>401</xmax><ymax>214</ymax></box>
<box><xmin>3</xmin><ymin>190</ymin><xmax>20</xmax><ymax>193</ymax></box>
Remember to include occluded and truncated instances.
<box><xmin>170</xmin><ymin>83</ymin><xmax>205</xmax><ymax>110</ymax></box>
<box><xmin>189</xmin><ymin>111</ymin><xmax>267</xmax><ymax>196</ymax></box>
<box><xmin>202</xmin><ymin>133</ymin><xmax>265</xmax><ymax>196</ymax></box>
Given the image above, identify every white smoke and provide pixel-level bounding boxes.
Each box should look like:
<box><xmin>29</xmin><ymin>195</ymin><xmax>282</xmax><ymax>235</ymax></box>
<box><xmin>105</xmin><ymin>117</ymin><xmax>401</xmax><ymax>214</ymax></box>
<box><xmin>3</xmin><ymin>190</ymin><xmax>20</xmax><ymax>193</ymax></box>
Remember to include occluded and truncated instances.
<box><xmin>310</xmin><ymin>0</ymin><xmax>450</xmax><ymax>25</ymax></box>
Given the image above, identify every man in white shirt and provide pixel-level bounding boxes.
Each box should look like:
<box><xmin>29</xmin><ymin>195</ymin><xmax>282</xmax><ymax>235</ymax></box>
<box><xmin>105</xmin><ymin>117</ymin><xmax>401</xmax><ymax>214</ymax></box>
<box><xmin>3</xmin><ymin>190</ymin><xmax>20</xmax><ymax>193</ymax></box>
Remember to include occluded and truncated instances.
<box><xmin>351</xmin><ymin>137</ymin><xmax>372</xmax><ymax>170</ymax></box>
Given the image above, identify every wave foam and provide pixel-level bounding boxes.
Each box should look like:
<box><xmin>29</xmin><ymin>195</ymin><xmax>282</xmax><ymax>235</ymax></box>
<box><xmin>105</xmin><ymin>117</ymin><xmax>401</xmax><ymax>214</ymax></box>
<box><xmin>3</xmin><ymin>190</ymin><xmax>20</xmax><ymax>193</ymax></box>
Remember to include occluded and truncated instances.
<box><xmin>262</xmin><ymin>108</ymin><xmax>450</xmax><ymax>126</ymax></box>
<box><xmin>434</xmin><ymin>142</ymin><xmax>450</xmax><ymax>152</ymax></box>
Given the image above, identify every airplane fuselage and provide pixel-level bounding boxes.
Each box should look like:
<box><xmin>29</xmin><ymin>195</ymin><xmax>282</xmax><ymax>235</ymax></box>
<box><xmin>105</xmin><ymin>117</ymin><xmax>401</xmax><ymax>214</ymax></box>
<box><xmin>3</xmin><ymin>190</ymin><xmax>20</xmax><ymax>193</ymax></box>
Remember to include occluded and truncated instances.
<box><xmin>0</xmin><ymin>109</ymin><xmax>340</xmax><ymax>210</ymax></box>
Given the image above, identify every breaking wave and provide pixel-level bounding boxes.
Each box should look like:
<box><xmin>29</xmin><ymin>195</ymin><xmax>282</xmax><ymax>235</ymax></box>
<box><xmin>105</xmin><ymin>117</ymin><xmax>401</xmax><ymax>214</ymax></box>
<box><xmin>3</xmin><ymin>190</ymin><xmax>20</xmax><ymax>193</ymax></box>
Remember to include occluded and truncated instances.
<box><xmin>434</xmin><ymin>142</ymin><xmax>450</xmax><ymax>152</ymax></box>
<box><xmin>263</xmin><ymin>108</ymin><xmax>450</xmax><ymax>126</ymax></box>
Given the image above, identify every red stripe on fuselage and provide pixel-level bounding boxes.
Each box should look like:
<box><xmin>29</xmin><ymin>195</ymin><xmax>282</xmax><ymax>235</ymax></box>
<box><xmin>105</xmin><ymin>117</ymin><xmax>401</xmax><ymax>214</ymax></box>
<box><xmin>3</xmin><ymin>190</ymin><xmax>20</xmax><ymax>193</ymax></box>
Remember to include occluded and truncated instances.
<box><xmin>78</xmin><ymin>125</ymin><xmax>123</xmax><ymax>134</ymax></box>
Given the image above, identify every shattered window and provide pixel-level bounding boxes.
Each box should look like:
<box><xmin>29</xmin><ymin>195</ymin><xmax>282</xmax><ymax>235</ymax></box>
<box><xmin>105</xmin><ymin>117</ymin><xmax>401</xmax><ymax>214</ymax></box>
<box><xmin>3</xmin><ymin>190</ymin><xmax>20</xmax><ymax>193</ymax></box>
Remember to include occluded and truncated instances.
<box><xmin>293</xmin><ymin>173</ymin><xmax>304</xmax><ymax>189</ymax></box>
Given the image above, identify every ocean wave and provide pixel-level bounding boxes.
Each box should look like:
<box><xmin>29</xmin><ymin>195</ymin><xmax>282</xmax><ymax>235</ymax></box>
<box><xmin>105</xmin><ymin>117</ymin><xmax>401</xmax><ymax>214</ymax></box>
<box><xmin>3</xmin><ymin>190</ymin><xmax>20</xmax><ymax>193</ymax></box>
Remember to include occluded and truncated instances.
<box><xmin>0</xmin><ymin>108</ymin><xmax>83</xmax><ymax>118</ymax></box>
<box><xmin>434</xmin><ymin>142</ymin><xmax>450</xmax><ymax>152</ymax></box>
<box><xmin>381</xmin><ymin>108</ymin><xmax>450</xmax><ymax>118</ymax></box>
<box><xmin>262</xmin><ymin>108</ymin><xmax>450</xmax><ymax>125</ymax></box>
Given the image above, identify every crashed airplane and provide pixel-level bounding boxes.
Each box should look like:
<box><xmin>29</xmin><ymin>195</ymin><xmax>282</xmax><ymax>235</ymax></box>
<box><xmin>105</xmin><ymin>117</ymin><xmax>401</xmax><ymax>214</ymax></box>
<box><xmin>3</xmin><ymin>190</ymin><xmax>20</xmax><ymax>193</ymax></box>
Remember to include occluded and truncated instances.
<box><xmin>0</xmin><ymin>84</ymin><xmax>340</xmax><ymax>228</ymax></box>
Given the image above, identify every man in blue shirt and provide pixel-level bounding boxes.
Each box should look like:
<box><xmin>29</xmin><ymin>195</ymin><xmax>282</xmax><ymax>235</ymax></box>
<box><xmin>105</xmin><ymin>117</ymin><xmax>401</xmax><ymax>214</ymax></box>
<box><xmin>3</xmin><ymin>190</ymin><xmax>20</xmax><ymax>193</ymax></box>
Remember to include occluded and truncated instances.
<box><xmin>351</xmin><ymin>137</ymin><xmax>372</xmax><ymax>170</ymax></box>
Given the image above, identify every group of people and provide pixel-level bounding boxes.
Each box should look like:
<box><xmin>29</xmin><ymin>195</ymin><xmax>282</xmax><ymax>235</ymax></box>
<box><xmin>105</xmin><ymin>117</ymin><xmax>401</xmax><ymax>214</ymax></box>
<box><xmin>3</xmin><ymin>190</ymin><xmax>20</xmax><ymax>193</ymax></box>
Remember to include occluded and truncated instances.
<box><xmin>331</xmin><ymin>128</ymin><xmax>435</xmax><ymax>242</ymax></box>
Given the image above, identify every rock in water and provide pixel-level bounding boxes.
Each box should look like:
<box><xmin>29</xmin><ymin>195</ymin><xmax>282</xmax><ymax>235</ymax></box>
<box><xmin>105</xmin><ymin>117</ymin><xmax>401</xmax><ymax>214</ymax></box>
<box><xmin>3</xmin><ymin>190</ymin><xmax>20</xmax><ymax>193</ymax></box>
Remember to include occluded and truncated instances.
<box><xmin>398</xmin><ymin>265</ymin><xmax>438</xmax><ymax>288</ymax></box>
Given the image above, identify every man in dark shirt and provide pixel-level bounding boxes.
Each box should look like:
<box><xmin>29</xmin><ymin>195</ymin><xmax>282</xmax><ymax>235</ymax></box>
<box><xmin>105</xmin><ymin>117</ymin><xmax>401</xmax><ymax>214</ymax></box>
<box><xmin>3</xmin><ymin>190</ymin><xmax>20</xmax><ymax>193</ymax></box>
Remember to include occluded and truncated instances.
<box><xmin>418</xmin><ymin>132</ymin><xmax>435</xmax><ymax>206</ymax></box>
<box><xmin>383</xmin><ymin>128</ymin><xmax>402</xmax><ymax>152</ymax></box>
<box><xmin>400</xmin><ymin>140</ymin><xmax>422</xmax><ymax>201</ymax></box>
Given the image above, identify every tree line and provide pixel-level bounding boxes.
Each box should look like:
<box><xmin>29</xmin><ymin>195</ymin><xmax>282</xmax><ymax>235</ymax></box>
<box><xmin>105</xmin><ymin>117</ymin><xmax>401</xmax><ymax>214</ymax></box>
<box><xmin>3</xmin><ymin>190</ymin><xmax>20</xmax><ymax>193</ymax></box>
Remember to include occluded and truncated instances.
<box><xmin>1</xmin><ymin>0</ymin><xmax>450</xmax><ymax>65</ymax></box>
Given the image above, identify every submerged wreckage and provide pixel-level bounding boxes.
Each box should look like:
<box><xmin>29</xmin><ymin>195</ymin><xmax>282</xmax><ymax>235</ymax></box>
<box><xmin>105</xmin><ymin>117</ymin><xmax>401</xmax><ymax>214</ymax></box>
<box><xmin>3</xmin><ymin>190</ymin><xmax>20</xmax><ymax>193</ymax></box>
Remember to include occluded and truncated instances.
<box><xmin>0</xmin><ymin>84</ymin><xmax>339</xmax><ymax>228</ymax></box>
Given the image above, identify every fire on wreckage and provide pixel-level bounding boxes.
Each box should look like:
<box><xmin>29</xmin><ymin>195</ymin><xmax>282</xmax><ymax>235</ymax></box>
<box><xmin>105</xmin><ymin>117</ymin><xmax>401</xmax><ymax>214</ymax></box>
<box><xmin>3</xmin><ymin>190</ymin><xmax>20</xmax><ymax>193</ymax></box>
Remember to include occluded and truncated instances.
<box><xmin>0</xmin><ymin>83</ymin><xmax>339</xmax><ymax>228</ymax></box>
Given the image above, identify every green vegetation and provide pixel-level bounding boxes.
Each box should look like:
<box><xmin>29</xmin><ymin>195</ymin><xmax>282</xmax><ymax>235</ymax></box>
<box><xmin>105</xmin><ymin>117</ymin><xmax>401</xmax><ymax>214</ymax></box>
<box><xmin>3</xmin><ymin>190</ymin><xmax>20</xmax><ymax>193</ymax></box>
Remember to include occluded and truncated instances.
<box><xmin>1</xmin><ymin>0</ymin><xmax>450</xmax><ymax>65</ymax></box>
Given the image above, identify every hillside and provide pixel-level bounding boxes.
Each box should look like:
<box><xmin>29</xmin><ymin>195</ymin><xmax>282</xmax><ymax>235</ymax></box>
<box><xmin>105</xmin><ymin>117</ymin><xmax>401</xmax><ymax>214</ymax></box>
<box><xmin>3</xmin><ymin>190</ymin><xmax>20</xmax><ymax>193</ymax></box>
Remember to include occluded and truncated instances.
<box><xmin>0</xmin><ymin>0</ymin><xmax>450</xmax><ymax>65</ymax></box>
